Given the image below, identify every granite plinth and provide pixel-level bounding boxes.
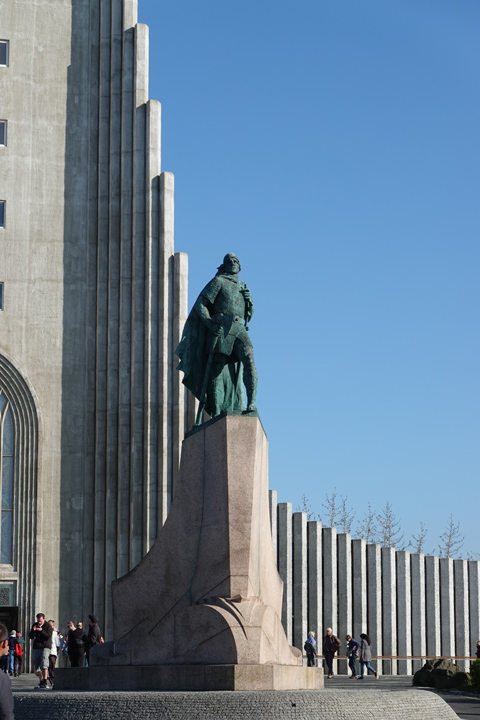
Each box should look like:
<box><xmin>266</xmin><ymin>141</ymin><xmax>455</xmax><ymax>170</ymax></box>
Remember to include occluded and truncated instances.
<box><xmin>55</xmin><ymin>664</ymin><xmax>323</xmax><ymax>691</ymax></box>
<box><xmin>91</xmin><ymin>415</ymin><xmax>301</xmax><ymax>679</ymax></box>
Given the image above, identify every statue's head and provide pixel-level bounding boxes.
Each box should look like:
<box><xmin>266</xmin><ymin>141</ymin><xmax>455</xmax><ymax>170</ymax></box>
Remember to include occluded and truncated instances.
<box><xmin>217</xmin><ymin>253</ymin><xmax>241</xmax><ymax>275</ymax></box>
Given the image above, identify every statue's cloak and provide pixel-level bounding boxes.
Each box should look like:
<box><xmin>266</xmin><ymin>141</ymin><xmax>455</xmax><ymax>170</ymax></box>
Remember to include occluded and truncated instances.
<box><xmin>175</xmin><ymin>308</ymin><xmax>245</xmax><ymax>417</ymax></box>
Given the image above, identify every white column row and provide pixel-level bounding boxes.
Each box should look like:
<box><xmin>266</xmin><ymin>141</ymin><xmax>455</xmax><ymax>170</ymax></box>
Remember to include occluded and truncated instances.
<box><xmin>271</xmin><ymin>495</ymin><xmax>480</xmax><ymax>674</ymax></box>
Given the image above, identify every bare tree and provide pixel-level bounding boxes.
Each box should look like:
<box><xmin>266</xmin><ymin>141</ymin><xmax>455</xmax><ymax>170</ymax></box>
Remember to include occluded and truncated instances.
<box><xmin>322</xmin><ymin>488</ymin><xmax>338</xmax><ymax>527</ymax></box>
<box><xmin>296</xmin><ymin>494</ymin><xmax>317</xmax><ymax>521</ymax></box>
<box><xmin>376</xmin><ymin>501</ymin><xmax>404</xmax><ymax>549</ymax></box>
<box><xmin>355</xmin><ymin>503</ymin><xmax>377</xmax><ymax>544</ymax></box>
<box><xmin>438</xmin><ymin>515</ymin><xmax>464</xmax><ymax>558</ymax></box>
<box><xmin>338</xmin><ymin>495</ymin><xmax>355</xmax><ymax>533</ymax></box>
<box><xmin>467</xmin><ymin>551</ymin><xmax>480</xmax><ymax>561</ymax></box>
<box><xmin>409</xmin><ymin>521</ymin><xmax>430</xmax><ymax>554</ymax></box>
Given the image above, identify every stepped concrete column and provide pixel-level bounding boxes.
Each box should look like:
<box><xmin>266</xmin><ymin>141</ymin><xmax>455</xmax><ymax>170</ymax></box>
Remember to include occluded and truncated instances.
<box><xmin>292</xmin><ymin>512</ymin><xmax>308</xmax><ymax>652</ymax></box>
<box><xmin>337</xmin><ymin>533</ymin><xmax>352</xmax><ymax>675</ymax></box>
<box><xmin>426</xmin><ymin>555</ymin><xmax>441</xmax><ymax>657</ymax></box>
<box><xmin>382</xmin><ymin>547</ymin><xmax>397</xmax><ymax>675</ymax></box>
<box><xmin>352</xmin><ymin>539</ymin><xmax>367</xmax><ymax>641</ymax></box>
<box><xmin>307</xmin><ymin>521</ymin><xmax>322</xmax><ymax>643</ymax></box>
<box><xmin>278</xmin><ymin>502</ymin><xmax>293</xmax><ymax>644</ymax></box>
<box><xmin>454</xmin><ymin>559</ymin><xmax>470</xmax><ymax>671</ymax></box>
<box><xmin>367</xmin><ymin>544</ymin><xmax>382</xmax><ymax>673</ymax></box>
<box><xmin>411</xmin><ymin>553</ymin><xmax>426</xmax><ymax>673</ymax></box>
<box><xmin>396</xmin><ymin>551</ymin><xmax>412</xmax><ymax>675</ymax></box>
<box><xmin>469</xmin><ymin>561</ymin><xmax>480</xmax><ymax>665</ymax></box>
<box><xmin>440</xmin><ymin>558</ymin><xmax>455</xmax><ymax>659</ymax></box>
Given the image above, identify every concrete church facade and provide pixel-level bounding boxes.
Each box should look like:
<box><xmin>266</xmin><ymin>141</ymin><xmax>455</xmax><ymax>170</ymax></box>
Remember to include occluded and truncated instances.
<box><xmin>0</xmin><ymin>0</ymin><xmax>193</xmax><ymax>640</ymax></box>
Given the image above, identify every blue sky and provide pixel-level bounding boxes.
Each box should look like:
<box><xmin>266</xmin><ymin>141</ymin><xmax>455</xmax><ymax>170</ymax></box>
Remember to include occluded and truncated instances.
<box><xmin>138</xmin><ymin>0</ymin><xmax>480</xmax><ymax>558</ymax></box>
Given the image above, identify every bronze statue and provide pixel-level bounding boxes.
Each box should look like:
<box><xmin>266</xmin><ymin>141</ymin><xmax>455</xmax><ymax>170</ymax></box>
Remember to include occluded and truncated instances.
<box><xmin>175</xmin><ymin>253</ymin><xmax>258</xmax><ymax>422</ymax></box>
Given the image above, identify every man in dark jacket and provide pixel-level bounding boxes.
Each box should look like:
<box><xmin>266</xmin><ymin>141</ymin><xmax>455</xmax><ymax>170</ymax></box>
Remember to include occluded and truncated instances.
<box><xmin>0</xmin><ymin>623</ymin><xmax>14</xmax><ymax>719</ymax></box>
<box><xmin>29</xmin><ymin>612</ymin><xmax>53</xmax><ymax>689</ymax></box>
<box><xmin>66</xmin><ymin>621</ymin><xmax>88</xmax><ymax>667</ymax></box>
<box><xmin>86</xmin><ymin>614</ymin><xmax>101</xmax><ymax>665</ymax></box>
<box><xmin>323</xmin><ymin>627</ymin><xmax>341</xmax><ymax>679</ymax></box>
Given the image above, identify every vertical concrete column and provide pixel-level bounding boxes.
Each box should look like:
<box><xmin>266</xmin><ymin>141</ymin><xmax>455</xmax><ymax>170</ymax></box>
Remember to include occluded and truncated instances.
<box><xmin>172</xmin><ymin>252</ymin><xmax>189</xmax><ymax>495</ymax></box>
<box><xmin>337</xmin><ymin>533</ymin><xmax>352</xmax><ymax>675</ymax></box>
<box><xmin>454</xmin><ymin>559</ymin><xmax>470</xmax><ymax>671</ymax></box>
<box><xmin>322</xmin><ymin>526</ymin><xmax>338</xmax><ymax>671</ymax></box>
<box><xmin>425</xmin><ymin>555</ymin><xmax>441</xmax><ymax>657</ymax></box>
<box><xmin>123</xmin><ymin>0</ymin><xmax>138</xmax><ymax>30</ymax></box>
<box><xmin>440</xmin><ymin>558</ymin><xmax>455</xmax><ymax>659</ymax></box>
<box><xmin>469</xmin><ymin>561</ymin><xmax>480</xmax><ymax>666</ymax></box>
<box><xmin>352</xmin><ymin>539</ymin><xmax>367</xmax><ymax>641</ymax></box>
<box><xmin>382</xmin><ymin>547</ymin><xmax>397</xmax><ymax>675</ymax></box>
<box><xmin>269</xmin><ymin>490</ymin><xmax>277</xmax><ymax>564</ymax></box>
<box><xmin>143</xmin><ymin>99</ymin><xmax>162</xmax><ymax>551</ymax></box>
<box><xmin>277</xmin><ymin>502</ymin><xmax>293</xmax><ymax>643</ymax></box>
<box><xmin>396</xmin><ymin>550</ymin><xmax>412</xmax><ymax>674</ymax></box>
<box><xmin>411</xmin><ymin>553</ymin><xmax>426</xmax><ymax>673</ymax></box>
<box><xmin>367</xmin><ymin>544</ymin><xmax>382</xmax><ymax>673</ymax></box>
<box><xmin>292</xmin><ymin>512</ymin><xmax>308</xmax><ymax>652</ymax></box>
<box><xmin>307</xmin><ymin>521</ymin><xmax>322</xmax><ymax>643</ymax></box>
<box><xmin>134</xmin><ymin>22</ymin><xmax>148</xmax><ymax>106</ymax></box>
<box><xmin>158</xmin><ymin>171</ymin><xmax>175</xmax><ymax>525</ymax></box>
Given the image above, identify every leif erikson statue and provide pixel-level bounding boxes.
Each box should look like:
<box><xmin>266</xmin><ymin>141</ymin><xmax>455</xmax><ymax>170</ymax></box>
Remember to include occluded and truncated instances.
<box><xmin>175</xmin><ymin>253</ymin><xmax>258</xmax><ymax>422</ymax></box>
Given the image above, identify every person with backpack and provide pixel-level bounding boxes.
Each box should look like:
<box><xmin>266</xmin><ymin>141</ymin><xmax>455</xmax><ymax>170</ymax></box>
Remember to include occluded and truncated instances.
<box><xmin>322</xmin><ymin>627</ymin><xmax>341</xmax><ymax>679</ymax></box>
<box><xmin>304</xmin><ymin>631</ymin><xmax>317</xmax><ymax>667</ymax></box>
<box><xmin>14</xmin><ymin>632</ymin><xmax>25</xmax><ymax>676</ymax></box>
<box><xmin>345</xmin><ymin>634</ymin><xmax>360</xmax><ymax>678</ymax></box>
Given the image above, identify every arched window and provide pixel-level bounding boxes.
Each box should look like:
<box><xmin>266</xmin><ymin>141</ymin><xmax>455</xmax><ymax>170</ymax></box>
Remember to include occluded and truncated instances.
<box><xmin>0</xmin><ymin>392</ymin><xmax>13</xmax><ymax>564</ymax></box>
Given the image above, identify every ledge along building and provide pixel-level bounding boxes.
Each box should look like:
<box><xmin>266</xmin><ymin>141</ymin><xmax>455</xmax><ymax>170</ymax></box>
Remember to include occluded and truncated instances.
<box><xmin>0</xmin><ymin>0</ymin><xmax>194</xmax><ymax>647</ymax></box>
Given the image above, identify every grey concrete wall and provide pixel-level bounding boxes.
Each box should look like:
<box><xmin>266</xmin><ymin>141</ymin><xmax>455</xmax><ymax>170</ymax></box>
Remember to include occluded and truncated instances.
<box><xmin>270</xmin><ymin>492</ymin><xmax>480</xmax><ymax>675</ymax></box>
<box><xmin>0</xmin><ymin>0</ymin><xmax>190</xmax><ymax>642</ymax></box>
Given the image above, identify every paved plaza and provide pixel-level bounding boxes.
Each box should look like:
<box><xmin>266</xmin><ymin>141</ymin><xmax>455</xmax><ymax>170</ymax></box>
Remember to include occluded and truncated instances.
<box><xmin>9</xmin><ymin>671</ymin><xmax>480</xmax><ymax>719</ymax></box>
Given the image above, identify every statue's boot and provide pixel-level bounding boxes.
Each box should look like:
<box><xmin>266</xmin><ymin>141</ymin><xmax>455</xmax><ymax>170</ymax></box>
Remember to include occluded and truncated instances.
<box><xmin>244</xmin><ymin>364</ymin><xmax>258</xmax><ymax>413</ymax></box>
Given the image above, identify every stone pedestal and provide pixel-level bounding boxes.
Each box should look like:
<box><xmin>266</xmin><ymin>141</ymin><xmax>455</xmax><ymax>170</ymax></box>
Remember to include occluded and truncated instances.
<box><xmin>56</xmin><ymin>414</ymin><xmax>320</xmax><ymax>691</ymax></box>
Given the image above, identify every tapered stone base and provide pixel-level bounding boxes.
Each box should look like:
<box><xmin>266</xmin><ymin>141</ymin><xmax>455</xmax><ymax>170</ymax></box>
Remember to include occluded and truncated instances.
<box><xmin>55</xmin><ymin>664</ymin><xmax>324</xmax><ymax>691</ymax></box>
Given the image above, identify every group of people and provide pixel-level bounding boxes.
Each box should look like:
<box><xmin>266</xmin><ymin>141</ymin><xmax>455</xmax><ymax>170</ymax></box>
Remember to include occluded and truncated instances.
<box><xmin>0</xmin><ymin>630</ymin><xmax>25</xmax><ymax>677</ymax></box>
<box><xmin>304</xmin><ymin>629</ymin><xmax>377</xmax><ymax>679</ymax></box>
<box><xmin>29</xmin><ymin>612</ymin><xmax>102</xmax><ymax>688</ymax></box>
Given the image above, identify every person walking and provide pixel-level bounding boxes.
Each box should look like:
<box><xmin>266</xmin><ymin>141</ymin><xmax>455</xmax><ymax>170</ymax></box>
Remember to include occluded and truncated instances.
<box><xmin>6</xmin><ymin>632</ymin><xmax>15</xmax><ymax>676</ymax></box>
<box><xmin>323</xmin><ymin>628</ymin><xmax>341</xmax><ymax>679</ymax></box>
<box><xmin>14</xmin><ymin>632</ymin><xmax>25</xmax><ymax>676</ymax></box>
<box><xmin>345</xmin><ymin>634</ymin><xmax>360</xmax><ymax>678</ymax></box>
<box><xmin>47</xmin><ymin>620</ymin><xmax>60</xmax><ymax>687</ymax></box>
<box><xmin>358</xmin><ymin>633</ymin><xmax>377</xmax><ymax>679</ymax></box>
<box><xmin>304</xmin><ymin>631</ymin><xmax>317</xmax><ymax>667</ymax></box>
<box><xmin>29</xmin><ymin>612</ymin><xmax>53</xmax><ymax>689</ymax></box>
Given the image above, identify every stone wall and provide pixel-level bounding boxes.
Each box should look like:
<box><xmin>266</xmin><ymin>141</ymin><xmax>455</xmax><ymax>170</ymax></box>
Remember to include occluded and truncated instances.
<box><xmin>269</xmin><ymin>492</ymin><xmax>480</xmax><ymax>674</ymax></box>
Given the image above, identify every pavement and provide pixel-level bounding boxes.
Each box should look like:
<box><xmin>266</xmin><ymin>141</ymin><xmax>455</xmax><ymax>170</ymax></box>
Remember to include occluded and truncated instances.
<box><xmin>322</xmin><ymin>671</ymin><xmax>480</xmax><ymax>719</ymax></box>
<box><xmin>8</xmin><ymin>671</ymin><xmax>480</xmax><ymax>719</ymax></box>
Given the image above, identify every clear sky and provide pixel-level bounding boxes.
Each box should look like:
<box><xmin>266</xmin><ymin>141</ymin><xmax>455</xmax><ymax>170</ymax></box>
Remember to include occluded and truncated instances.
<box><xmin>138</xmin><ymin>0</ymin><xmax>480</xmax><ymax>558</ymax></box>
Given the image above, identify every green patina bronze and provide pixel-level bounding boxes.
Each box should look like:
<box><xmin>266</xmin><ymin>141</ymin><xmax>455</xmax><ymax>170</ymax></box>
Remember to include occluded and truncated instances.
<box><xmin>175</xmin><ymin>253</ymin><xmax>258</xmax><ymax>424</ymax></box>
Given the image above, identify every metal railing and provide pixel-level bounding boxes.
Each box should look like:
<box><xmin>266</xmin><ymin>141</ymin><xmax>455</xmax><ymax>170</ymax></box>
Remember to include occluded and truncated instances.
<box><xmin>303</xmin><ymin>654</ymin><xmax>478</xmax><ymax>675</ymax></box>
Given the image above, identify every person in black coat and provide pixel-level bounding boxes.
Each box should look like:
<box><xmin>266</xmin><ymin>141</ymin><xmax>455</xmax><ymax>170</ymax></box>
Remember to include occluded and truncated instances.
<box><xmin>67</xmin><ymin>620</ymin><xmax>88</xmax><ymax>668</ymax></box>
<box><xmin>322</xmin><ymin>628</ymin><xmax>341</xmax><ymax>679</ymax></box>
<box><xmin>86</xmin><ymin>614</ymin><xmax>102</xmax><ymax>664</ymax></box>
